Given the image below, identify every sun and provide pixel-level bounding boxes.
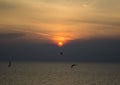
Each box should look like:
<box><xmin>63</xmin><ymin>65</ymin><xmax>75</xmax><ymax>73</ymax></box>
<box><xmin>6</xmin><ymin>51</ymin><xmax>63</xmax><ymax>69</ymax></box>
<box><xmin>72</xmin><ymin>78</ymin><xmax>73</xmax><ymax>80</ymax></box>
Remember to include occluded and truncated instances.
<box><xmin>52</xmin><ymin>36</ymin><xmax>66</xmax><ymax>47</ymax></box>
<box><xmin>58</xmin><ymin>41</ymin><xmax>63</xmax><ymax>47</ymax></box>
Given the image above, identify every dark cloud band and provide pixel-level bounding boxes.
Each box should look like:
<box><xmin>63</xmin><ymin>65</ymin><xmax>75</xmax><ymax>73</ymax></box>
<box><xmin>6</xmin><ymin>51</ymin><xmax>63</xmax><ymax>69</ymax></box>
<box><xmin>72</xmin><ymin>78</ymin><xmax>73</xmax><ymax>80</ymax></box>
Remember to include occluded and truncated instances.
<box><xmin>0</xmin><ymin>32</ymin><xmax>25</xmax><ymax>39</ymax></box>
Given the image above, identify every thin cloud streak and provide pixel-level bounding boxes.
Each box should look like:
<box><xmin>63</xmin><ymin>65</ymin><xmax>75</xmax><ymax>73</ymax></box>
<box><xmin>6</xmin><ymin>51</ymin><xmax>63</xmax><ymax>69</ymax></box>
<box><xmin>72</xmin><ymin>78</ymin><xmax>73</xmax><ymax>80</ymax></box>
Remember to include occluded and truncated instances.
<box><xmin>0</xmin><ymin>32</ymin><xmax>25</xmax><ymax>39</ymax></box>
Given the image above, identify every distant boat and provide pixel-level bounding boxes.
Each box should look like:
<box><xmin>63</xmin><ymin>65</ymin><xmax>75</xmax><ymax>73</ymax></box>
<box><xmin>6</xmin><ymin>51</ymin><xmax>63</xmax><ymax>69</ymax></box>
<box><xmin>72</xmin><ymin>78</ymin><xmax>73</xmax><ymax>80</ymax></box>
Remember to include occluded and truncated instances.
<box><xmin>71</xmin><ymin>64</ymin><xmax>77</xmax><ymax>68</ymax></box>
<box><xmin>8</xmin><ymin>60</ymin><xmax>11</xmax><ymax>67</ymax></box>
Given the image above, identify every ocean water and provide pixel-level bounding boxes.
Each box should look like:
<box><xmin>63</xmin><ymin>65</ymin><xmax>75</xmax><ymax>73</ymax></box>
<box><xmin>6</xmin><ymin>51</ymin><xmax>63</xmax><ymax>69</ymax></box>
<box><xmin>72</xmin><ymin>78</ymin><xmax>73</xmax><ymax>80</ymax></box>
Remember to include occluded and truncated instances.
<box><xmin>0</xmin><ymin>62</ymin><xmax>120</xmax><ymax>85</ymax></box>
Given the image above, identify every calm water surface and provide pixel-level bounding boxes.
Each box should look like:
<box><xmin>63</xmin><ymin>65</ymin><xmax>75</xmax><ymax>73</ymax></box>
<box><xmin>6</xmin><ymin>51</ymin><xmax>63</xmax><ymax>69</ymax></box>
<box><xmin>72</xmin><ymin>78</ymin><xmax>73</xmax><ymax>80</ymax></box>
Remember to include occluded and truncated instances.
<box><xmin>0</xmin><ymin>62</ymin><xmax>120</xmax><ymax>85</ymax></box>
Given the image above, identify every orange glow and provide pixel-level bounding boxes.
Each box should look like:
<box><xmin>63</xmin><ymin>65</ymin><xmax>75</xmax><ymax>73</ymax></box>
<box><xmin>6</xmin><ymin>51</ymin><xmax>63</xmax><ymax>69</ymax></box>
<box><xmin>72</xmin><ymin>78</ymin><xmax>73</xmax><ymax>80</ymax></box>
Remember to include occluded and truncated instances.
<box><xmin>52</xmin><ymin>36</ymin><xmax>67</xmax><ymax>47</ymax></box>
<box><xmin>58</xmin><ymin>41</ymin><xmax>63</xmax><ymax>47</ymax></box>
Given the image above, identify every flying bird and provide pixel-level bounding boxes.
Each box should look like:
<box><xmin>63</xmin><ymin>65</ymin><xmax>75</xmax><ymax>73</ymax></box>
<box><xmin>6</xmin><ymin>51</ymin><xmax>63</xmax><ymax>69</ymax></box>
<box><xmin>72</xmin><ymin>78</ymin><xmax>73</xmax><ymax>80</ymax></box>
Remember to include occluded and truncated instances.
<box><xmin>60</xmin><ymin>51</ymin><xmax>63</xmax><ymax>55</ymax></box>
<box><xmin>71</xmin><ymin>64</ymin><xmax>77</xmax><ymax>68</ymax></box>
<box><xmin>8</xmin><ymin>60</ymin><xmax>11</xmax><ymax>67</ymax></box>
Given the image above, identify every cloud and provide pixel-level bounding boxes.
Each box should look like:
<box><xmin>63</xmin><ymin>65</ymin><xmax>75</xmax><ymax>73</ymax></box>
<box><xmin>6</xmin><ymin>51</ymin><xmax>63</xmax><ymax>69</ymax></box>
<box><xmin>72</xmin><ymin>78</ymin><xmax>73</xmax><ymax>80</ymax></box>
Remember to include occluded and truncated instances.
<box><xmin>66</xmin><ymin>19</ymin><xmax>120</xmax><ymax>27</ymax></box>
<box><xmin>0</xmin><ymin>32</ymin><xmax>26</xmax><ymax>40</ymax></box>
<box><xmin>93</xmin><ymin>0</ymin><xmax>120</xmax><ymax>11</ymax></box>
<box><xmin>0</xmin><ymin>0</ymin><xmax>22</xmax><ymax>11</ymax></box>
<box><xmin>0</xmin><ymin>1</ymin><xmax>15</xmax><ymax>10</ymax></box>
<box><xmin>0</xmin><ymin>0</ymin><xmax>120</xmax><ymax>42</ymax></box>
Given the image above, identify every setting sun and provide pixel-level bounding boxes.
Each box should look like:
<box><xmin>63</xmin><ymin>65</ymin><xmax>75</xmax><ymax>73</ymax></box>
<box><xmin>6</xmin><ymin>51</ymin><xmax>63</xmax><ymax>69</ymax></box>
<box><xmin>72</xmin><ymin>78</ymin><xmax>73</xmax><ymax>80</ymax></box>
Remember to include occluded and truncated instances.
<box><xmin>58</xmin><ymin>41</ymin><xmax>63</xmax><ymax>47</ymax></box>
<box><xmin>52</xmin><ymin>36</ymin><xmax>68</xmax><ymax>47</ymax></box>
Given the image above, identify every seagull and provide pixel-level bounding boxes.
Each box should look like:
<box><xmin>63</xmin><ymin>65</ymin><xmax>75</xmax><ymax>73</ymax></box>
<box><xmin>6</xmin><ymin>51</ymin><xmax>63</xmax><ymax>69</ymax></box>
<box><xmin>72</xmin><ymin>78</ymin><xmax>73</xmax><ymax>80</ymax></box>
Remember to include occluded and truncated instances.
<box><xmin>71</xmin><ymin>64</ymin><xmax>77</xmax><ymax>68</ymax></box>
<box><xmin>60</xmin><ymin>52</ymin><xmax>63</xmax><ymax>55</ymax></box>
<box><xmin>8</xmin><ymin>60</ymin><xmax>11</xmax><ymax>67</ymax></box>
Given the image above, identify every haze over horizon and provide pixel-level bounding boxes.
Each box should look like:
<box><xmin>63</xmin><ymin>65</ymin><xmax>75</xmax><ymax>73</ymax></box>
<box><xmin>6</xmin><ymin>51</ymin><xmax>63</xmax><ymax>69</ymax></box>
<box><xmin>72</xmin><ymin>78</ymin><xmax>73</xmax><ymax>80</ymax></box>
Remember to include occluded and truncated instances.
<box><xmin>0</xmin><ymin>0</ymin><xmax>120</xmax><ymax>62</ymax></box>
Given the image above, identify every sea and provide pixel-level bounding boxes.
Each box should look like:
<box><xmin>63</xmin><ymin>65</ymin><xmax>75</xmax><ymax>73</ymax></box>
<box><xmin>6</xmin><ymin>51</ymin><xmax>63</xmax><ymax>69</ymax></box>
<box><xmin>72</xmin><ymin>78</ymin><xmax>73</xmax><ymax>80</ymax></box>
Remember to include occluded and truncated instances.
<box><xmin>0</xmin><ymin>62</ymin><xmax>120</xmax><ymax>85</ymax></box>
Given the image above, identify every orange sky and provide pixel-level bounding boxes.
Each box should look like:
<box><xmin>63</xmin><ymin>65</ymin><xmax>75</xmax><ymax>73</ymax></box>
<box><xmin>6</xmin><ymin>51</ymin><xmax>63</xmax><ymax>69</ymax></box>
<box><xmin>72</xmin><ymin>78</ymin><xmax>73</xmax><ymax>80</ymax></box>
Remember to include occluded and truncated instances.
<box><xmin>0</xmin><ymin>0</ymin><xmax>120</xmax><ymax>44</ymax></box>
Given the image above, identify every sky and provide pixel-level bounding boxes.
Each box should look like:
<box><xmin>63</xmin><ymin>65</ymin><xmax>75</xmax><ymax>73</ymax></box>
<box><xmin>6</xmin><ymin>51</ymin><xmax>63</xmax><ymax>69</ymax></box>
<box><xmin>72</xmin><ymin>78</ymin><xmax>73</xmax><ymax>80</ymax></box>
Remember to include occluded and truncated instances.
<box><xmin>0</xmin><ymin>0</ymin><xmax>120</xmax><ymax>62</ymax></box>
